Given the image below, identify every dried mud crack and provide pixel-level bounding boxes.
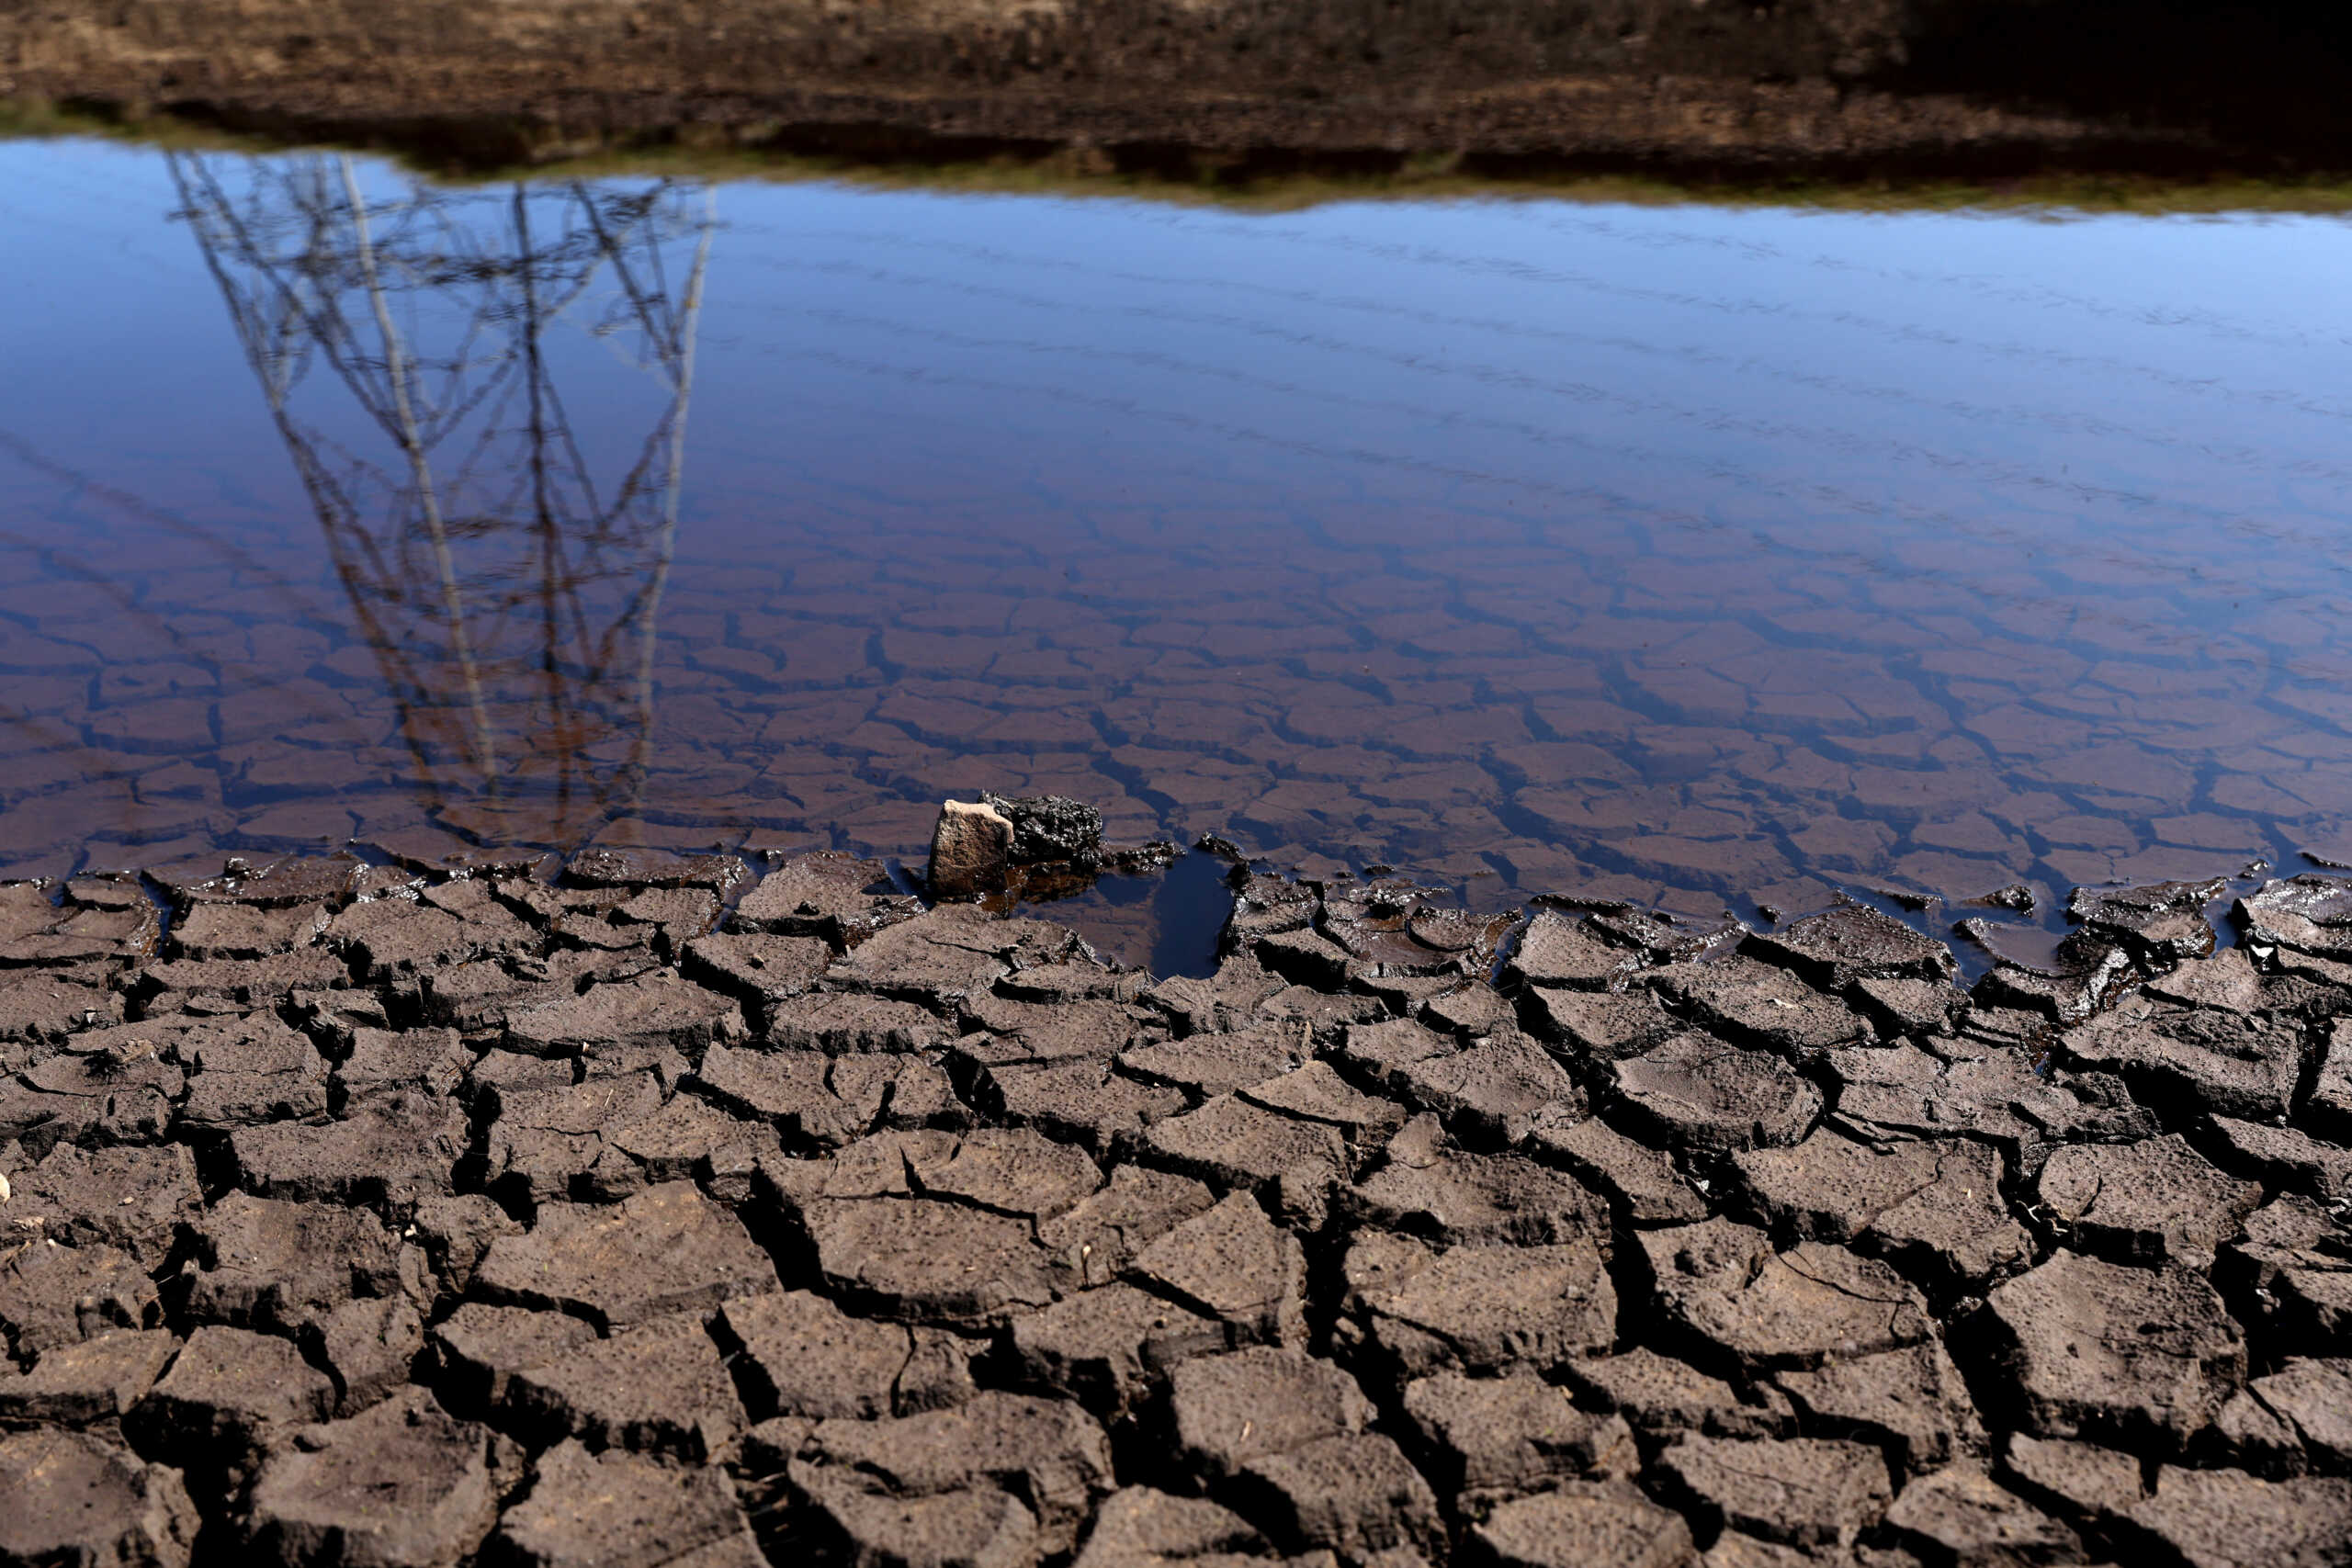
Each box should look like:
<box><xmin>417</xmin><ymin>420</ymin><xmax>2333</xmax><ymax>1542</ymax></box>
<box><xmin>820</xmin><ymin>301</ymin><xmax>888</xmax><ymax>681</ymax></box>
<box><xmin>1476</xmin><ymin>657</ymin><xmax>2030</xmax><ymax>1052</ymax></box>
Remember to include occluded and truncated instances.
<box><xmin>2</xmin><ymin>845</ymin><xmax>2350</xmax><ymax>1567</ymax></box>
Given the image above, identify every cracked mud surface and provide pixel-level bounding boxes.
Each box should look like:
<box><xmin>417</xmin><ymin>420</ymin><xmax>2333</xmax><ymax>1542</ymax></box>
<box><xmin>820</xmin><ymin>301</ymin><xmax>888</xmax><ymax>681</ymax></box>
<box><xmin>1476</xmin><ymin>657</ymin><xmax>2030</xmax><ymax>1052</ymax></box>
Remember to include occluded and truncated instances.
<box><xmin>3</xmin><ymin>846</ymin><xmax>2350</xmax><ymax>1568</ymax></box>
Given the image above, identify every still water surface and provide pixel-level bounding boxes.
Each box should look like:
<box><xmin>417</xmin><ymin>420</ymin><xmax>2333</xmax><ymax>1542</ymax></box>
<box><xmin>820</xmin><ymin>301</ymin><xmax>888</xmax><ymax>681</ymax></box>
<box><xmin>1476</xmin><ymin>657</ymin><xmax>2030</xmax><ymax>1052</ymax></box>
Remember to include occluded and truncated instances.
<box><xmin>3</xmin><ymin>138</ymin><xmax>2350</xmax><ymax>937</ymax></box>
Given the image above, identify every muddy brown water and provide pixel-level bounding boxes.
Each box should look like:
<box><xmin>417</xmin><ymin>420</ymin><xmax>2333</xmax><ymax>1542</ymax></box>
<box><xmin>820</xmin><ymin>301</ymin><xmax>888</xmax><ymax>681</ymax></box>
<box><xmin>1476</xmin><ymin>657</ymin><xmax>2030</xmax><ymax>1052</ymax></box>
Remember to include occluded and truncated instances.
<box><xmin>3</xmin><ymin>137</ymin><xmax>2351</xmax><ymax>964</ymax></box>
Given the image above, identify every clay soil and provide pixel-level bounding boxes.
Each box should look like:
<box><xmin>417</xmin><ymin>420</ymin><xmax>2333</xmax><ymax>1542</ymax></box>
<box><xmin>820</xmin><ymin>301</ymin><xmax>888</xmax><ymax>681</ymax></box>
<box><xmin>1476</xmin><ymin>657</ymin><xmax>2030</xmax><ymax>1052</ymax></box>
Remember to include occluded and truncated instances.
<box><xmin>2</xmin><ymin>840</ymin><xmax>2349</xmax><ymax>1566</ymax></box>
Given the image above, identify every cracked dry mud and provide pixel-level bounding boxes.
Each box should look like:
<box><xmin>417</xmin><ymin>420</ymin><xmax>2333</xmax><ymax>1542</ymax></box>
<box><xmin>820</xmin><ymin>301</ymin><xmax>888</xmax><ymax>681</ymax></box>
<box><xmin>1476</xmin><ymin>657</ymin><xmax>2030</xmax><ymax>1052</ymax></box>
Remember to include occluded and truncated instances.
<box><xmin>2</xmin><ymin>848</ymin><xmax>2350</xmax><ymax>1568</ymax></box>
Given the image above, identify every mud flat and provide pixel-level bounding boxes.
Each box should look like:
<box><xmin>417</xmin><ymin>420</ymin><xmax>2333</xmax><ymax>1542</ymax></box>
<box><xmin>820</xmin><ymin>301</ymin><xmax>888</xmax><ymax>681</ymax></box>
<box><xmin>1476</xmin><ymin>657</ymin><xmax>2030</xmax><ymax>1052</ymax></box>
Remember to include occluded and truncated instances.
<box><xmin>6</xmin><ymin>0</ymin><xmax>2352</xmax><ymax>179</ymax></box>
<box><xmin>2</xmin><ymin>836</ymin><xmax>2349</xmax><ymax>1566</ymax></box>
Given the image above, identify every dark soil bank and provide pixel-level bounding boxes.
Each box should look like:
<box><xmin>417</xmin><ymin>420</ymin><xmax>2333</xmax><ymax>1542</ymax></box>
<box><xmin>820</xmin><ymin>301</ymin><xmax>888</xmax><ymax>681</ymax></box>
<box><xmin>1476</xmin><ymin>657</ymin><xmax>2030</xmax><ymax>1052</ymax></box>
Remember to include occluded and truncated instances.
<box><xmin>2</xmin><ymin>844</ymin><xmax>2349</xmax><ymax>1566</ymax></box>
<box><xmin>7</xmin><ymin>0</ymin><xmax>2352</xmax><ymax>175</ymax></box>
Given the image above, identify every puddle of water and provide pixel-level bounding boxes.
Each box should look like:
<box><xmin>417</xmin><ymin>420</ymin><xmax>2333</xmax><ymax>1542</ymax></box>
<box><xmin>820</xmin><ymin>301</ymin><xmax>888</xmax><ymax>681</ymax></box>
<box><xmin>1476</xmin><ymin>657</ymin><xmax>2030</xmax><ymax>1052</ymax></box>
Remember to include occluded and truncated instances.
<box><xmin>1147</xmin><ymin>851</ymin><xmax>1240</xmax><ymax>979</ymax></box>
<box><xmin>1015</xmin><ymin>848</ymin><xmax>1236</xmax><ymax>976</ymax></box>
<box><xmin>3</xmin><ymin>138</ymin><xmax>2352</xmax><ymax>924</ymax></box>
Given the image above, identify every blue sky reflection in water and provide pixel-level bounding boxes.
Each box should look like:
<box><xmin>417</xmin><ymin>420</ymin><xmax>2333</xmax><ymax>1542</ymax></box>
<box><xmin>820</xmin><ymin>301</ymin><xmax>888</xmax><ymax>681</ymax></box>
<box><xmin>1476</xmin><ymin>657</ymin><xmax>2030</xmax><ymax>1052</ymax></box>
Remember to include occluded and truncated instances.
<box><xmin>3</xmin><ymin>136</ymin><xmax>2352</xmax><ymax>947</ymax></box>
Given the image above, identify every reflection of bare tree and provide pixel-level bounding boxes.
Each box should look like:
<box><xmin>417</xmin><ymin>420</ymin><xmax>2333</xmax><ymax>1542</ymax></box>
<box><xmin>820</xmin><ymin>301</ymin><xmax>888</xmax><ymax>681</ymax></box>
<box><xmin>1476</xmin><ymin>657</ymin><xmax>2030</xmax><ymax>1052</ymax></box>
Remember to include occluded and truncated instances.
<box><xmin>168</xmin><ymin>152</ymin><xmax>714</xmax><ymax>838</ymax></box>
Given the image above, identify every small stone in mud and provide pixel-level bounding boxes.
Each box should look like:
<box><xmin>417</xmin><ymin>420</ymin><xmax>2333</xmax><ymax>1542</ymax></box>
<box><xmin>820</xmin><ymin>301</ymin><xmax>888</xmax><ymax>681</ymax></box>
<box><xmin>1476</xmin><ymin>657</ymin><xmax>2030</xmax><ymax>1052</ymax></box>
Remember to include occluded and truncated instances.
<box><xmin>927</xmin><ymin>797</ymin><xmax>1017</xmax><ymax>899</ymax></box>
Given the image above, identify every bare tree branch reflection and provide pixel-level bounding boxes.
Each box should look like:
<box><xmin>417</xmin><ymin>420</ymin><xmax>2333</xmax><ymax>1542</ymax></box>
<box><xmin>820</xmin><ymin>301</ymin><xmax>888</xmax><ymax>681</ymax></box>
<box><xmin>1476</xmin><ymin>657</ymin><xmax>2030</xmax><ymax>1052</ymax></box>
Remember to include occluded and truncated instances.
<box><xmin>167</xmin><ymin>152</ymin><xmax>715</xmax><ymax>842</ymax></box>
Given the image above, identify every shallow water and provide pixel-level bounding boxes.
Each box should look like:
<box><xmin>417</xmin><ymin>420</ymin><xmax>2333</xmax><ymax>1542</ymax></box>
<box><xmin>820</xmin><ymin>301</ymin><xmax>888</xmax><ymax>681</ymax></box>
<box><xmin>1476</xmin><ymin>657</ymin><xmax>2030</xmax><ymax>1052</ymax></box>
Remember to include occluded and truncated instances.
<box><xmin>4</xmin><ymin>138</ymin><xmax>2352</xmax><ymax>942</ymax></box>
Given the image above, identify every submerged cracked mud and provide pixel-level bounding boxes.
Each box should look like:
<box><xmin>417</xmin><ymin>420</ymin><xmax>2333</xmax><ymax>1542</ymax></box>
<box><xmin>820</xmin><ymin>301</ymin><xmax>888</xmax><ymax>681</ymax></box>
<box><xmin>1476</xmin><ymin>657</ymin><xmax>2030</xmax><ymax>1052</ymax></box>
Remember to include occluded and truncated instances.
<box><xmin>0</xmin><ymin>840</ymin><xmax>2349</xmax><ymax>1568</ymax></box>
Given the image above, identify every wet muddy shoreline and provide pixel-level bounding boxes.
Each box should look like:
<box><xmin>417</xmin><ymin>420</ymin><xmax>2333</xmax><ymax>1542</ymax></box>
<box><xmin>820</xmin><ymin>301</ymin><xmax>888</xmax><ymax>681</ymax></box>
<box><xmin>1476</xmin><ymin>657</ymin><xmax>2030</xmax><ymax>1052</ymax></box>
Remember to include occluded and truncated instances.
<box><xmin>2</xmin><ymin>838</ymin><xmax>2348</xmax><ymax>1564</ymax></box>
